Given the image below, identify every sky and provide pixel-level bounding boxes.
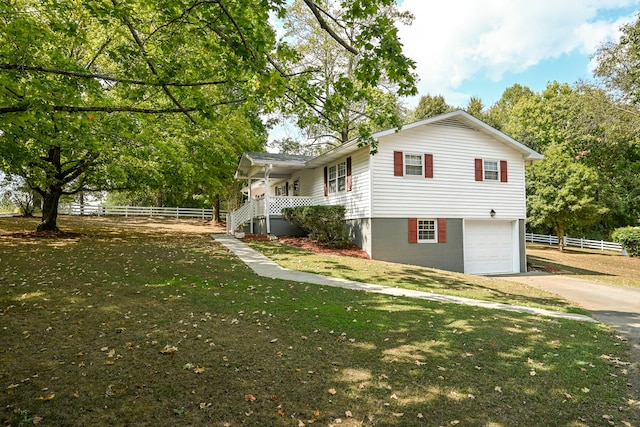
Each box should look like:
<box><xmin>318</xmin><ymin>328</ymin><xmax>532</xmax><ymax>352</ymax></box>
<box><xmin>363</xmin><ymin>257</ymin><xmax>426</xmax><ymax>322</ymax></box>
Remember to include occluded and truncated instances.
<box><xmin>397</xmin><ymin>0</ymin><xmax>639</xmax><ymax>109</ymax></box>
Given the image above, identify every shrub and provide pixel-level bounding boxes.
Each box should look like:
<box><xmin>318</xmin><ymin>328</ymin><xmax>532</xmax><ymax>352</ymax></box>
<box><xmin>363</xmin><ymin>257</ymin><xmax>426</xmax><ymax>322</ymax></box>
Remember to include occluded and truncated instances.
<box><xmin>282</xmin><ymin>205</ymin><xmax>351</xmax><ymax>248</ymax></box>
<box><xmin>612</xmin><ymin>227</ymin><xmax>640</xmax><ymax>257</ymax></box>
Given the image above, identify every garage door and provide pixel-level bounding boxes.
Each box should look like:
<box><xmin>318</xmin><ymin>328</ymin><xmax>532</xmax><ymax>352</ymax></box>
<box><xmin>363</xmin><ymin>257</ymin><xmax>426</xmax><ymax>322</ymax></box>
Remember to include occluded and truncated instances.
<box><xmin>464</xmin><ymin>220</ymin><xmax>517</xmax><ymax>275</ymax></box>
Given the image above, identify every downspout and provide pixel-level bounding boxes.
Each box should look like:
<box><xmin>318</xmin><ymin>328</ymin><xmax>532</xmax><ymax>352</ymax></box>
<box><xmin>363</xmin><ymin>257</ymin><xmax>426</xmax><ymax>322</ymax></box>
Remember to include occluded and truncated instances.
<box><xmin>265</xmin><ymin>164</ymin><xmax>272</xmax><ymax>234</ymax></box>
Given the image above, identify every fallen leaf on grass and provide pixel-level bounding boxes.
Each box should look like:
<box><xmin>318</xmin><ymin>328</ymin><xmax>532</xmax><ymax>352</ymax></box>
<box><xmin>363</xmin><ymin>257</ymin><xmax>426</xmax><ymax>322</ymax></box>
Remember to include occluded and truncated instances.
<box><xmin>36</xmin><ymin>393</ymin><xmax>55</xmax><ymax>401</ymax></box>
<box><xmin>193</xmin><ymin>367</ymin><xmax>205</xmax><ymax>374</ymax></box>
<box><xmin>160</xmin><ymin>345</ymin><xmax>178</xmax><ymax>354</ymax></box>
<box><xmin>277</xmin><ymin>408</ymin><xmax>285</xmax><ymax>416</ymax></box>
<box><xmin>244</xmin><ymin>394</ymin><xmax>256</xmax><ymax>402</ymax></box>
<box><xmin>328</xmin><ymin>388</ymin><xmax>337</xmax><ymax>395</ymax></box>
<box><xmin>32</xmin><ymin>416</ymin><xmax>43</xmax><ymax>424</ymax></box>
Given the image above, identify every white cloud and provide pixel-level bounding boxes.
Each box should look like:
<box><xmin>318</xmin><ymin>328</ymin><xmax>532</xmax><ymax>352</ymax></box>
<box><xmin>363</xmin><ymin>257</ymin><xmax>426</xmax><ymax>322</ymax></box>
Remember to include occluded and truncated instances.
<box><xmin>398</xmin><ymin>0</ymin><xmax>638</xmax><ymax>106</ymax></box>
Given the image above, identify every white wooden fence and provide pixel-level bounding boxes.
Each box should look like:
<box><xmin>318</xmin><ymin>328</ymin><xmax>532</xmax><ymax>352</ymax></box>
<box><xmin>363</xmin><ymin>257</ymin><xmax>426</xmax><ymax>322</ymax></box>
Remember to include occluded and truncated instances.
<box><xmin>525</xmin><ymin>233</ymin><xmax>623</xmax><ymax>252</ymax></box>
<box><xmin>59</xmin><ymin>204</ymin><xmax>215</xmax><ymax>220</ymax></box>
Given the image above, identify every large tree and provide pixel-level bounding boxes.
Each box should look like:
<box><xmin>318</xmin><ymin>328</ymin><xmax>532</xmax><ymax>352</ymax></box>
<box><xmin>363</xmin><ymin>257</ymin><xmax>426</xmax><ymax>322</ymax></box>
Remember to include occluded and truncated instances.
<box><xmin>491</xmin><ymin>82</ymin><xmax>640</xmax><ymax>236</ymax></box>
<box><xmin>281</xmin><ymin>0</ymin><xmax>416</xmax><ymax>152</ymax></box>
<box><xmin>594</xmin><ymin>12</ymin><xmax>640</xmax><ymax>105</ymax></box>
<box><xmin>0</xmin><ymin>0</ymin><xmax>416</xmax><ymax>231</ymax></box>
<box><xmin>527</xmin><ymin>145</ymin><xmax>608</xmax><ymax>250</ymax></box>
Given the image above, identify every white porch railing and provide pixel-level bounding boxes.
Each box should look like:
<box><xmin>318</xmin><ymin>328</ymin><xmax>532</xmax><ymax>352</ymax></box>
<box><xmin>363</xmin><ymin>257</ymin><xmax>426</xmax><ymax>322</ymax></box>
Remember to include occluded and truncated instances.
<box><xmin>254</xmin><ymin>196</ymin><xmax>314</xmax><ymax>217</ymax></box>
<box><xmin>226</xmin><ymin>196</ymin><xmax>315</xmax><ymax>233</ymax></box>
<box><xmin>227</xmin><ymin>201</ymin><xmax>254</xmax><ymax>232</ymax></box>
<box><xmin>525</xmin><ymin>233</ymin><xmax>623</xmax><ymax>252</ymax></box>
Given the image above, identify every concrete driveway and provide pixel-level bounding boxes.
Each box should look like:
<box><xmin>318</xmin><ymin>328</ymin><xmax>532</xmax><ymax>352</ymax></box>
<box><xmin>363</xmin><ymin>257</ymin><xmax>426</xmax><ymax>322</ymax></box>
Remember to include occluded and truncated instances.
<box><xmin>502</xmin><ymin>272</ymin><xmax>640</xmax><ymax>406</ymax></box>
<box><xmin>502</xmin><ymin>273</ymin><xmax>640</xmax><ymax>338</ymax></box>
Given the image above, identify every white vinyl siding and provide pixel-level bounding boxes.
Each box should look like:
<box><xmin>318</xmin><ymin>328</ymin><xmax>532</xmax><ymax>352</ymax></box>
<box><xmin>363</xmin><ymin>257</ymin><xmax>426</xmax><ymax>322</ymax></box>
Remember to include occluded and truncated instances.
<box><xmin>371</xmin><ymin>121</ymin><xmax>526</xmax><ymax>219</ymax></box>
<box><xmin>308</xmin><ymin>147</ymin><xmax>372</xmax><ymax>220</ymax></box>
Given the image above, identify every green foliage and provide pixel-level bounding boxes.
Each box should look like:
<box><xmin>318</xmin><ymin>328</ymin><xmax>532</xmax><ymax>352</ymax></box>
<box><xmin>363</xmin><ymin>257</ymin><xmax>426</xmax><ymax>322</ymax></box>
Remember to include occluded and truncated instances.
<box><xmin>406</xmin><ymin>94</ymin><xmax>453</xmax><ymax>122</ymax></box>
<box><xmin>612</xmin><ymin>227</ymin><xmax>640</xmax><ymax>257</ymax></box>
<box><xmin>1</xmin><ymin>0</ymin><xmax>416</xmax><ymax>230</ymax></box>
<box><xmin>526</xmin><ymin>145</ymin><xmax>608</xmax><ymax>248</ymax></box>
<box><xmin>490</xmin><ymin>81</ymin><xmax>640</xmax><ymax>237</ymax></box>
<box><xmin>282</xmin><ymin>205</ymin><xmax>351</xmax><ymax>248</ymax></box>
<box><xmin>281</xmin><ymin>0</ymin><xmax>416</xmax><ymax>153</ymax></box>
<box><xmin>594</xmin><ymin>13</ymin><xmax>640</xmax><ymax>104</ymax></box>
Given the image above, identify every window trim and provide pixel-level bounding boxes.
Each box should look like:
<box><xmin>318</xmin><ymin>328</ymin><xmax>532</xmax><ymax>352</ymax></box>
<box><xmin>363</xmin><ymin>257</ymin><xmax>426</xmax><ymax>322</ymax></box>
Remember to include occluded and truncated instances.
<box><xmin>417</xmin><ymin>218</ymin><xmax>438</xmax><ymax>243</ymax></box>
<box><xmin>404</xmin><ymin>153</ymin><xmax>423</xmax><ymax>177</ymax></box>
<box><xmin>327</xmin><ymin>160</ymin><xmax>347</xmax><ymax>194</ymax></box>
<box><xmin>483</xmin><ymin>159</ymin><xmax>499</xmax><ymax>181</ymax></box>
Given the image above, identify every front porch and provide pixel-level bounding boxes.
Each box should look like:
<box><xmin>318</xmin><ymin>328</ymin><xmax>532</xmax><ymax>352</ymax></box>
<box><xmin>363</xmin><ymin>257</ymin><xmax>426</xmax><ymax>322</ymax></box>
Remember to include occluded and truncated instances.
<box><xmin>226</xmin><ymin>195</ymin><xmax>314</xmax><ymax>235</ymax></box>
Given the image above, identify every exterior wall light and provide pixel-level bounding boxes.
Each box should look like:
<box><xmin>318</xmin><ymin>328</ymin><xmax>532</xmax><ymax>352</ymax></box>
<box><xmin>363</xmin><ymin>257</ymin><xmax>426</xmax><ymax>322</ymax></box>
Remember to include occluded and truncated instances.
<box><xmin>490</xmin><ymin>209</ymin><xmax>496</xmax><ymax>218</ymax></box>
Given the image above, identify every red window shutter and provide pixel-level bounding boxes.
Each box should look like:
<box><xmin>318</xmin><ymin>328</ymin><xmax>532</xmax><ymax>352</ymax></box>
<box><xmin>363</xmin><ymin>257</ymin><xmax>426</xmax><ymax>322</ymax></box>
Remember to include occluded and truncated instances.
<box><xmin>323</xmin><ymin>166</ymin><xmax>328</xmax><ymax>196</ymax></box>
<box><xmin>500</xmin><ymin>160</ymin><xmax>508</xmax><ymax>182</ymax></box>
<box><xmin>408</xmin><ymin>218</ymin><xmax>418</xmax><ymax>243</ymax></box>
<box><xmin>394</xmin><ymin>151</ymin><xmax>404</xmax><ymax>176</ymax></box>
<box><xmin>474</xmin><ymin>158</ymin><xmax>483</xmax><ymax>181</ymax></box>
<box><xmin>437</xmin><ymin>218</ymin><xmax>447</xmax><ymax>243</ymax></box>
<box><xmin>346</xmin><ymin>157</ymin><xmax>352</xmax><ymax>191</ymax></box>
<box><xmin>424</xmin><ymin>153</ymin><xmax>433</xmax><ymax>178</ymax></box>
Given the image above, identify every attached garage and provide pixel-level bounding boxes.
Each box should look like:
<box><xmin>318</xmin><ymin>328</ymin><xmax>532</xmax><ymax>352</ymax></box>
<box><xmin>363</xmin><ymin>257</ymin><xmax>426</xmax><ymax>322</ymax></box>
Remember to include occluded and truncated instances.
<box><xmin>464</xmin><ymin>220</ymin><xmax>519</xmax><ymax>275</ymax></box>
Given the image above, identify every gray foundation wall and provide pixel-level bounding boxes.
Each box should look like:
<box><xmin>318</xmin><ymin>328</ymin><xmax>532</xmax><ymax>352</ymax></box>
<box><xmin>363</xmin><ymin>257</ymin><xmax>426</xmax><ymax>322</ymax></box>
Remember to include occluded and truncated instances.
<box><xmin>367</xmin><ymin>218</ymin><xmax>465</xmax><ymax>273</ymax></box>
<box><xmin>244</xmin><ymin>216</ymin><xmax>306</xmax><ymax>236</ymax></box>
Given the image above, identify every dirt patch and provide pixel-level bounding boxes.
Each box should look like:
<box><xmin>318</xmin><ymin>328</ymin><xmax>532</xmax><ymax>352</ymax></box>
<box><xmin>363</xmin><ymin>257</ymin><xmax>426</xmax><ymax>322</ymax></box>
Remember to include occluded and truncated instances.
<box><xmin>241</xmin><ymin>234</ymin><xmax>370</xmax><ymax>259</ymax></box>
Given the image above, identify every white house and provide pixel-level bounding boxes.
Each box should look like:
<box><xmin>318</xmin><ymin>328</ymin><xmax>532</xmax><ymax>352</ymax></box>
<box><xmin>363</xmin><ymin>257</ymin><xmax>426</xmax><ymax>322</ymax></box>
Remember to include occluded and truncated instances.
<box><xmin>229</xmin><ymin>110</ymin><xmax>543</xmax><ymax>275</ymax></box>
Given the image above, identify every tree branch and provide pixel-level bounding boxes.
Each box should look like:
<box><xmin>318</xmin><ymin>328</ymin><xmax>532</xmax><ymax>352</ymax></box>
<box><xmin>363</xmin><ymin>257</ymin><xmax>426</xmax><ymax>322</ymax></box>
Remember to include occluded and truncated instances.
<box><xmin>0</xmin><ymin>98</ymin><xmax>246</xmax><ymax>115</ymax></box>
<box><xmin>0</xmin><ymin>63</ymin><xmax>230</xmax><ymax>87</ymax></box>
<box><xmin>302</xmin><ymin>0</ymin><xmax>358</xmax><ymax>55</ymax></box>
<box><xmin>112</xmin><ymin>0</ymin><xmax>198</xmax><ymax>124</ymax></box>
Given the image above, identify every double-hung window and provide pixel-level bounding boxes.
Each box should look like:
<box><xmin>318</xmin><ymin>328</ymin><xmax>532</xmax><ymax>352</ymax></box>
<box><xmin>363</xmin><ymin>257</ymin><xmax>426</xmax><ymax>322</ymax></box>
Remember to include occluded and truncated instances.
<box><xmin>328</xmin><ymin>160</ymin><xmax>347</xmax><ymax>193</ymax></box>
<box><xmin>405</xmin><ymin>154</ymin><xmax>423</xmax><ymax>176</ymax></box>
<box><xmin>483</xmin><ymin>160</ymin><xmax>499</xmax><ymax>181</ymax></box>
<box><xmin>418</xmin><ymin>219</ymin><xmax>437</xmax><ymax>243</ymax></box>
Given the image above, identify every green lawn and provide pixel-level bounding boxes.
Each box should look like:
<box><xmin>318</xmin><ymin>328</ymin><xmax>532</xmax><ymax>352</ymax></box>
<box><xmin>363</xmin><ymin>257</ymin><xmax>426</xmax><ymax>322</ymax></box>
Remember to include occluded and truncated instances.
<box><xmin>0</xmin><ymin>217</ymin><xmax>637</xmax><ymax>426</ymax></box>
<box><xmin>245</xmin><ymin>239</ymin><xmax>586</xmax><ymax>314</ymax></box>
<box><xmin>526</xmin><ymin>244</ymin><xmax>640</xmax><ymax>288</ymax></box>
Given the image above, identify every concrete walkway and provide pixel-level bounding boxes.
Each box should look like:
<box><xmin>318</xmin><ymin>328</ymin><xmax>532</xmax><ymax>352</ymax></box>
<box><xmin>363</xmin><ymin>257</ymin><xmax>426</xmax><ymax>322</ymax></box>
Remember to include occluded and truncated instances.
<box><xmin>212</xmin><ymin>234</ymin><xmax>595</xmax><ymax>323</ymax></box>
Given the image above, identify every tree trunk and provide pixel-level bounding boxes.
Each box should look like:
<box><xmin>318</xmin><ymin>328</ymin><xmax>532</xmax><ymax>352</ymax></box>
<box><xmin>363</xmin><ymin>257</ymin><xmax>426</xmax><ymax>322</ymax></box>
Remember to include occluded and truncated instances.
<box><xmin>37</xmin><ymin>186</ymin><xmax>63</xmax><ymax>232</ymax></box>
<box><xmin>556</xmin><ymin>224</ymin><xmax>565</xmax><ymax>251</ymax></box>
<box><xmin>213</xmin><ymin>194</ymin><xmax>221</xmax><ymax>223</ymax></box>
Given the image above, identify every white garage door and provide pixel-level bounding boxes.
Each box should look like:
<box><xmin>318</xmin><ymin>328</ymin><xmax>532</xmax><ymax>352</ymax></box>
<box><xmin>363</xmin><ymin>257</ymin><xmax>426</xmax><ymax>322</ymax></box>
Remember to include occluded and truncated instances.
<box><xmin>465</xmin><ymin>220</ymin><xmax>517</xmax><ymax>275</ymax></box>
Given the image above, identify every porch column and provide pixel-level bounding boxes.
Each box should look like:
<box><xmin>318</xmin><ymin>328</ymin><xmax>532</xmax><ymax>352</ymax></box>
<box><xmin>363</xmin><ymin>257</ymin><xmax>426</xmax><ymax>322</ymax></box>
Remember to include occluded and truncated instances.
<box><xmin>265</xmin><ymin>164</ymin><xmax>272</xmax><ymax>234</ymax></box>
<box><xmin>248</xmin><ymin>177</ymin><xmax>254</xmax><ymax>234</ymax></box>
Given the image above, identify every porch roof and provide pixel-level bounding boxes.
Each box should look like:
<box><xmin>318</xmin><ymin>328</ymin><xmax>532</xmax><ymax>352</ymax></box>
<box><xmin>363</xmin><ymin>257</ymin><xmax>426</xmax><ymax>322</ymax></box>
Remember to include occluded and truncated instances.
<box><xmin>235</xmin><ymin>152</ymin><xmax>313</xmax><ymax>180</ymax></box>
